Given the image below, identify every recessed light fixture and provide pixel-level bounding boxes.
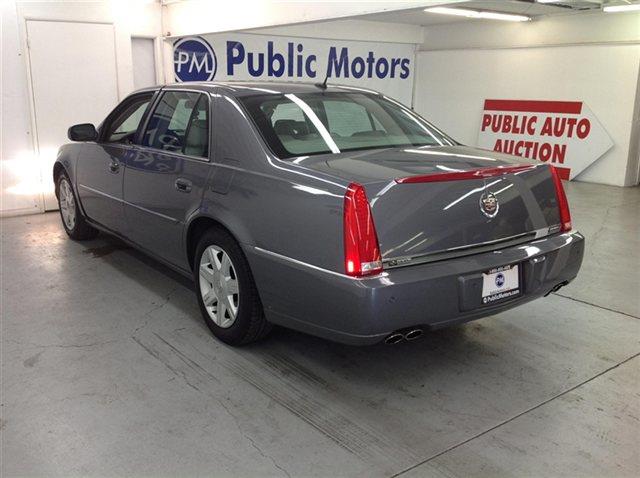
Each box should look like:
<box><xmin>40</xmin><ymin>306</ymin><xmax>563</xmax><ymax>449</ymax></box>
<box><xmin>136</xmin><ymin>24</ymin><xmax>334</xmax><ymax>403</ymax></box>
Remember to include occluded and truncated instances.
<box><xmin>603</xmin><ymin>3</ymin><xmax>640</xmax><ymax>13</ymax></box>
<box><xmin>425</xmin><ymin>6</ymin><xmax>531</xmax><ymax>22</ymax></box>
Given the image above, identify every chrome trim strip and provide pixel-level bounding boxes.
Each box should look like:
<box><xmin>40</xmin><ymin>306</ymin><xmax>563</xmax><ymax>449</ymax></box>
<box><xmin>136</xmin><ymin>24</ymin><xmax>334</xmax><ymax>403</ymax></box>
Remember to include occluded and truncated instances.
<box><xmin>441</xmin><ymin>230</ymin><xmax>534</xmax><ymax>253</ymax></box>
<box><xmin>133</xmin><ymin>147</ymin><xmax>211</xmax><ymax>164</ymax></box>
<box><xmin>78</xmin><ymin>184</ymin><xmax>120</xmax><ymax>202</ymax></box>
<box><xmin>125</xmin><ymin>200</ymin><xmax>179</xmax><ymax>223</ymax></box>
<box><xmin>78</xmin><ymin>184</ymin><xmax>178</xmax><ymax>223</ymax></box>
<box><xmin>253</xmin><ymin>247</ymin><xmax>386</xmax><ymax>281</ymax></box>
<box><xmin>383</xmin><ymin>228</ymin><xmax>550</xmax><ymax>269</ymax></box>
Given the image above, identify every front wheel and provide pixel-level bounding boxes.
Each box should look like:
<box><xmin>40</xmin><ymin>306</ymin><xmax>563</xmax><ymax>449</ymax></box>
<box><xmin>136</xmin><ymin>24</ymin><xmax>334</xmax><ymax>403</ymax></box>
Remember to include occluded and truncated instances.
<box><xmin>57</xmin><ymin>173</ymin><xmax>98</xmax><ymax>240</ymax></box>
<box><xmin>194</xmin><ymin>228</ymin><xmax>271</xmax><ymax>345</ymax></box>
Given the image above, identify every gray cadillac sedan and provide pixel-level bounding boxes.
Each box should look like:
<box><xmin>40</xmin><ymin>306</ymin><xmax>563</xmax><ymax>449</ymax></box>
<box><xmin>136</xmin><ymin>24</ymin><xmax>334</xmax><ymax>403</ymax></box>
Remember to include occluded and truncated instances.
<box><xmin>54</xmin><ymin>82</ymin><xmax>584</xmax><ymax>345</ymax></box>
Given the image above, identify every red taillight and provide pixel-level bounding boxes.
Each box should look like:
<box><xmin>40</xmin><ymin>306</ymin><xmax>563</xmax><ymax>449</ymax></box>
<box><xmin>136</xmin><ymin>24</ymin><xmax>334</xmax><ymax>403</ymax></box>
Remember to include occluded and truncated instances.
<box><xmin>550</xmin><ymin>165</ymin><xmax>572</xmax><ymax>232</ymax></box>
<box><xmin>343</xmin><ymin>183</ymin><xmax>382</xmax><ymax>277</ymax></box>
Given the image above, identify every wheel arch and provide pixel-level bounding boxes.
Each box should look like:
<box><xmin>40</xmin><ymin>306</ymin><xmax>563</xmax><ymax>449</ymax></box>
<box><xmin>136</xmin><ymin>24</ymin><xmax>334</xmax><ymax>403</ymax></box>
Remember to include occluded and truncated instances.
<box><xmin>53</xmin><ymin>144</ymin><xmax>81</xmax><ymax>199</ymax></box>
<box><xmin>52</xmin><ymin>161</ymin><xmax>68</xmax><ymax>199</ymax></box>
<box><xmin>185</xmin><ymin>214</ymin><xmax>252</xmax><ymax>272</ymax></box>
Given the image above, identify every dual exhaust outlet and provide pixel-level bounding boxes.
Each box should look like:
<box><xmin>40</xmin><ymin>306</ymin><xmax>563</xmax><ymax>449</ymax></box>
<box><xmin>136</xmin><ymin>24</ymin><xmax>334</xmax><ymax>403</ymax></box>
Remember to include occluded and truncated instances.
<box><xmin>385</xmin><ymin>328</ymin><xmax>423</xmax><ymax>345</ymax></box>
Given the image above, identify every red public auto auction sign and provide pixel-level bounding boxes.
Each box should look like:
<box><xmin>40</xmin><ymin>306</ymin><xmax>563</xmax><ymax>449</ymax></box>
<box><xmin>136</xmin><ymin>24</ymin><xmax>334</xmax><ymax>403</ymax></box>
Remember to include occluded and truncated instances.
<box><xmin>477</xmin><ymin>99</ymin><xmax>613</xmax><ymax>180</ymax></box>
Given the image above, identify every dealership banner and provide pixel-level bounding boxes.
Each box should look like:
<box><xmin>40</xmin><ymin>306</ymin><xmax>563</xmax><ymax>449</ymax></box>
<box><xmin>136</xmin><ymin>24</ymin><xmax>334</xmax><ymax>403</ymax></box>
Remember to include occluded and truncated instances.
<box><xmin>172</xmin><ymin>33</ymin><xmax>415</xmax><ymax>105</ymax></box>
<box><xmin>477</xmin><ymin>99</ymin><xmax>613</xmax><ymax>180</ymax></box>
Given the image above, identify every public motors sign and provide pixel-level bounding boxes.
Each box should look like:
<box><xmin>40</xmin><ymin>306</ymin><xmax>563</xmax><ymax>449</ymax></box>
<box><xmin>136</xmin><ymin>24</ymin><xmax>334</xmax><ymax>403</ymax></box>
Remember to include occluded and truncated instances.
<box><xmin>477</xmin><ymin>99</ymin><xmax>613</xmax><ymax>180</ymax></box>
<box><xmin>173</xmin><ymin>33</ymin><xmax>415</xmax><ymax>105</ymax></box>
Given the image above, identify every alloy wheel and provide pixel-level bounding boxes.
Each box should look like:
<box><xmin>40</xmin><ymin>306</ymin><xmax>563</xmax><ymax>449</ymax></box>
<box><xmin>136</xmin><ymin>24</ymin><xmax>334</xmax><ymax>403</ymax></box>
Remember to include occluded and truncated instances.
<box><xmin>199</xmin><ymin>245</ymin><xmax>240</xmax><ymax>328</ymax></box>
<box><xmin>59</xmin><ymin>179</ymin><xmax>77</xmax><ymax>230</ymax></box>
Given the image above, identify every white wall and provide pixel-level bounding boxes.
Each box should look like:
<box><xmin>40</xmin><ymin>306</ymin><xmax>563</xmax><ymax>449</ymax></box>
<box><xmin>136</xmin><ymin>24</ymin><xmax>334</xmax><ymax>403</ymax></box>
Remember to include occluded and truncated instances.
<box><xmin>246</xmin><ymin>19</ymin><xmax>424</xmax><ymax>45</ymax></box>
<box><xmin>415</xmin><ymin>12</ymin><xmax>640</xmax><ymax>186</ymax></box>
<box><xmin>162</xmin><ymin>0</ymin><xmax>461</xmax><ymax>37</ymax></box>
<box><xmin>1</xmin><ymin>0</ymin><xmax>162</xmax><ymax>216</ymax></box>
<box><xmin>422</xmin><ymin>10</ymin><xmax>640</xmax><ymax>50</ymax></box>
<box><xmin>1</xmin><ymin>0</ymin><xmax>39</xmax><ymax>214</ymax></box>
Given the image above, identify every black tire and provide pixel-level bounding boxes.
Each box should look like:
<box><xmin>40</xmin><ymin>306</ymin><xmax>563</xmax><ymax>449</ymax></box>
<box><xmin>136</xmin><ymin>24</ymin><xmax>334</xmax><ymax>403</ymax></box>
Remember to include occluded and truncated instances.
<box><xmin>56</xmin><ymin>172</ymin><xmax>98</xmax><ymax>240</ymax></box>
<box><xmin>194</xmin><ymin>227</ymin><xmax>271</xmax><ymax>345</ymax></box>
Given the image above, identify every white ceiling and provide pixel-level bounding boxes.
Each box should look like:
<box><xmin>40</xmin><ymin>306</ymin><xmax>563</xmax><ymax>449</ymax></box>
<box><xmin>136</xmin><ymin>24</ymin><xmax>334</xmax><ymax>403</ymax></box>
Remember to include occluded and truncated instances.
<box><xmin>357</xmin><ymin>0</ymin><xmax>607</xmax><ymax>26</ymax></box>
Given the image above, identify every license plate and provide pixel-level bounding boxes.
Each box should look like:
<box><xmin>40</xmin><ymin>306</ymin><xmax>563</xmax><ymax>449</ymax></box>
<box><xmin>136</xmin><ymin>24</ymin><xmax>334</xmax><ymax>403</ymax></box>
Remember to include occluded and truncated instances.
<box><xmin>482</xmin><ymin>264</ymin><xmax>520</xmax><ymax>305</ymax></box>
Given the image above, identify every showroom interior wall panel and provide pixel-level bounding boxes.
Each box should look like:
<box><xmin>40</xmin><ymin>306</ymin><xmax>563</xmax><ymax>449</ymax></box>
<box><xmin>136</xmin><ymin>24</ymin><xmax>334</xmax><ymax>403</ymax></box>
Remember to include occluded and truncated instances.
<box><xmin>423</xmin><ymin>10</ymin><xmax>640</xmax><ymax>51</ymax></box>
<box><xmin>246</xmin><ymin>19</ymin><xmax>424</xmax><ymax>45</ymax></box>
<box><xmin>132</xmin><ymin>37</ymin><xmax>159</xmax><ymax>90</ymax></box>
<box><xmin>1</xmin><ymin>1</ymin><xmax>38</xmax><ymax>214</ymax></box>
<box><xmin>0</xmin><ymin>0</ymin><xmax>162</xmax><ymax>216</ymax></box>
<box><xmin>414</xmin><ymin>13</ymin><xmax>640</xmax><ymax>187</ymax></box>
<box><xmin>26</xmin><ymin>20</ymin><xmax>120</xmax><ymax>210</ymax></box>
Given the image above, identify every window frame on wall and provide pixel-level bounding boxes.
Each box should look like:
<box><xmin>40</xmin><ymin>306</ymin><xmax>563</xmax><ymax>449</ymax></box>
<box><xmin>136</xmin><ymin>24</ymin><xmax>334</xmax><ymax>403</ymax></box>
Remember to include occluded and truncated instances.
<box><xmin>138</xmin><ymin>89</ymin><xmax>212</xmax><ymax>162</ymax></box>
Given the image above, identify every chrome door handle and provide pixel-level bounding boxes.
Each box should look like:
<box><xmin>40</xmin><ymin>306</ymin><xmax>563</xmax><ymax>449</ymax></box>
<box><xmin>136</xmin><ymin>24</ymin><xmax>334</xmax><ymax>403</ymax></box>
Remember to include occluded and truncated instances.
<box><xmin>175</xmin><ymin>178</ymin><xmax>192</xmax><ymax>193</ymax></box>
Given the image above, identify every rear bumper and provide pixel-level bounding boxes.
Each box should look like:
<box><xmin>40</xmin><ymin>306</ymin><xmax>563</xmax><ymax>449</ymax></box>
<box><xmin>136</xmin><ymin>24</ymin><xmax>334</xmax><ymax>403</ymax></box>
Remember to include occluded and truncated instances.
<box><xmin>246</xmin><ymin>231</ymin><xmax>585</xmax><ymax>345</ymax></box>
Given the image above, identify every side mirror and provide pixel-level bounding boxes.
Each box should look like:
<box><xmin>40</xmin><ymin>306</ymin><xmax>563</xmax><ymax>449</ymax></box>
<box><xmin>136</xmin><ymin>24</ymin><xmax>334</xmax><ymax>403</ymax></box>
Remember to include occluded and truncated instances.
<box><xmin>68</xmin><ymin>123</ymin><xmax>98</xmax><ymax>142</ymax></box>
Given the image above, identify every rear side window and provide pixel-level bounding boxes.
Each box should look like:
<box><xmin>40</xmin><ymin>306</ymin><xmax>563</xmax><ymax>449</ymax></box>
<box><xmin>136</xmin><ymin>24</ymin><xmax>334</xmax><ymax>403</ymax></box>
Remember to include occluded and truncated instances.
<box><xmin>141</xmin><ymin>90</ymin><xmax>209</xmax><ymax>159</ymax></box>
<box><xmin>103</xmin><ymin>93</ymin><xmax>153</xmax><ymax>144</ymax></box>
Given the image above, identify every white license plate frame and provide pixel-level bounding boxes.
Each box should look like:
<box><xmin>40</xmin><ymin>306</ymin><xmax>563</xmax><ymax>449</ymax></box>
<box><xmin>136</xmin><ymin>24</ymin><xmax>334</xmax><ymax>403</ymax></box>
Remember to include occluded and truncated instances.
<box><xmin>481</xmin><ymin>264</ymin><xmax>520</xmax><ymax>305</ymax></box>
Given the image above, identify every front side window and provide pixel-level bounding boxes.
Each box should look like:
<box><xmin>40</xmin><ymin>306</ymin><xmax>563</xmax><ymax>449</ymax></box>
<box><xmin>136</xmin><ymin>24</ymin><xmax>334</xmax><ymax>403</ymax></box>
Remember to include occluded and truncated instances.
<box><xmin>104</xmin><ymin>93</ymin><xmax>153</xmax><ymax>144</ymax></box>
<box><xmin>141</xmin><ymin>91</ymin><xmax>209</xmax><ymax>159</ymax></box>
<box><xmin>238</xmin><ymin>92</ymin><xmax>456</xmax><ymax>159</ymax></box>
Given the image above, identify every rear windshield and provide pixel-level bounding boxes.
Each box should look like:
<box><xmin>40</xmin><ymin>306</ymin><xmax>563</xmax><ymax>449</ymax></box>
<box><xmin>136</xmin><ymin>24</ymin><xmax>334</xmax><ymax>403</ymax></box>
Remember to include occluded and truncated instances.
<box><xmin>238</xmin><ymin>91</ymin><xmax>456</xmax><ymax>159</ymax></box>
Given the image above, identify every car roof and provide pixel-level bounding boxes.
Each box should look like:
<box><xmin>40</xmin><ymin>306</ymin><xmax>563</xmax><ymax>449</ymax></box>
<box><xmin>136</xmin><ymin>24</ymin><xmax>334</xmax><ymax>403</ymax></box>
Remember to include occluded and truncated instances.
<box><xmin>134</xmin><ymin>81</ymin><xmax>381</xmax><ymax>98</ymax></box>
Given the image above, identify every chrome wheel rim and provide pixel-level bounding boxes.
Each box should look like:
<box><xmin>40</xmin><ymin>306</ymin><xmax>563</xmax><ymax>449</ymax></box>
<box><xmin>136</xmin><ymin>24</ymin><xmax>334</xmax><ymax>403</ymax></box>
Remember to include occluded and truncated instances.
<box><xmin>59</xmin><ymin>179</ymin><xmax>76</xmax><ymax>230</ymax></box>
<box><xmin>199</xmin><ymin>245</ymin><xmax>240</xmax><ymax>328</ymax></box>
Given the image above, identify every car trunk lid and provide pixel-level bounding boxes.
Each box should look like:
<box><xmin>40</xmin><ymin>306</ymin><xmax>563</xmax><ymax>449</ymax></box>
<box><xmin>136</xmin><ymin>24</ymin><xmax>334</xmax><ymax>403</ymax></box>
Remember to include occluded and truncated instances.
<box><xmin>295</xmin><ymin>145</ymin><xmax>562</xmax><ymax>264</ymax></box>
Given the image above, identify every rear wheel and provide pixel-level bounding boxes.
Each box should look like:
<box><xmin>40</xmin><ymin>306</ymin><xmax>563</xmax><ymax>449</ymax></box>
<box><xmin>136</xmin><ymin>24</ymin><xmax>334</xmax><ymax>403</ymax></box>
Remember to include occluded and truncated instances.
<box><xmin>194</xmin><ymin>227</ymin><xmax>271</xmax><ymax>345</ymax></box>
<box><xmin>57</xmin><ymin>173</ymin><xmax>98</xmax><ymax>240</ymax></box>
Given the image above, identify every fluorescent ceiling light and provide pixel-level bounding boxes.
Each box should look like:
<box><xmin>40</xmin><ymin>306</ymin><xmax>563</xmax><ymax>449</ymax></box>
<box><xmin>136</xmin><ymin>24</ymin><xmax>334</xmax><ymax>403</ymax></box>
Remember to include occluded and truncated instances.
<box><xmin>603</xmin><ymin>3</ymin><xmax>640</xmax><ymax>13</ymax></box>
<box><xmin>425</xmin><ymin>7</ymin><xmax>530</xmax><ymax>22</ymax></box>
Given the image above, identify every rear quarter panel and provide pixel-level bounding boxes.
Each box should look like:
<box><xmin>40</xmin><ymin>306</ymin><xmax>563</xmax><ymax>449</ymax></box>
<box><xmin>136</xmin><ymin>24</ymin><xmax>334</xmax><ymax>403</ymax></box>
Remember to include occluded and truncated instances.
<box><xmin>197</xmin><ymin>92</ymin><xmax>348</xmax><ymax>273</ymax></box>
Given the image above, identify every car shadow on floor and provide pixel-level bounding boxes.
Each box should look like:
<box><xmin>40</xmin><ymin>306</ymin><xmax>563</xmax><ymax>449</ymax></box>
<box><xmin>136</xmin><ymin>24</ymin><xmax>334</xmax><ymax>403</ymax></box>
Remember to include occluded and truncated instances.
<box><xmin>81</xmin><ymin>231</ymin><xmax>536</xmax><ymax>384</ymax></box>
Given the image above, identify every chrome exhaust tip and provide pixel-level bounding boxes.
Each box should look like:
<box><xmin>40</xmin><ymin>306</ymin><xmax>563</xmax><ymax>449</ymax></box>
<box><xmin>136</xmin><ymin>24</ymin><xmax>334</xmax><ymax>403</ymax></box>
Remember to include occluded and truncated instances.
<box><xmin>385</xmin><ymin>333</ymin><xmax>405</xmax><ymax>345</ymax></box>
<box><xmin>404</xmin><ymin>329</ymin><xmax>423</xmax><ymax>341</ymax></box>
<box><xmin>545</xmin><ymin>280</ymin><xmax>569</xmax><ymax>297</ymax></box>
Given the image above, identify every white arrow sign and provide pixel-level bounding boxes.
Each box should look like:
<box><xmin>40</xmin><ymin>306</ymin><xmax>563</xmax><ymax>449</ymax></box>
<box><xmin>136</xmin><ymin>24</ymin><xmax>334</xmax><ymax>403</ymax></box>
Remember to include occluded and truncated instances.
<box><xmin>477</xmin><ymin>99</ymin><xmax>613</xmax><ymax>180</ymax></box>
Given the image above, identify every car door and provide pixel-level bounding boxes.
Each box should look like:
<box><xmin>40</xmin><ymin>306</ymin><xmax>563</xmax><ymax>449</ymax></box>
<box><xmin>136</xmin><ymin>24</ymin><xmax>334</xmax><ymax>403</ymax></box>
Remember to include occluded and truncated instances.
<box><xmin>123</xmin><ymin>90</ymin><xmax>212</xmax><ymax>269</ymax></box>
<box><xmin>75</xmin><ymin>92</ymin><xmax>155</xmax><ymax>233</ymax></box>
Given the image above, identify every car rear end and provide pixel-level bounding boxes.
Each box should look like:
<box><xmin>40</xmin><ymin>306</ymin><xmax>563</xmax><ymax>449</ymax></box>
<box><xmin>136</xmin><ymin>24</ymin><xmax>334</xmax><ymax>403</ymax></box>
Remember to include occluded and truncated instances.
<box><xmin>249</xmin><ymin>161</ymin><xmax>583</xmax><ymax>345</ymax></box>
<box><xmin>235</xmin><ymin>86</ymin><xmax>584</xmax><ymax>344</ymax></box>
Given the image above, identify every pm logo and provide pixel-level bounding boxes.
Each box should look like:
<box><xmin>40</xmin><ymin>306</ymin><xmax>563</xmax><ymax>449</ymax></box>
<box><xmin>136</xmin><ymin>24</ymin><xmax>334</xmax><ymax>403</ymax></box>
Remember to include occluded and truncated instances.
<box><xmin>174</xmin><ymin>37</ymin><xmax>217</xmax><ymax>82</ymax></box>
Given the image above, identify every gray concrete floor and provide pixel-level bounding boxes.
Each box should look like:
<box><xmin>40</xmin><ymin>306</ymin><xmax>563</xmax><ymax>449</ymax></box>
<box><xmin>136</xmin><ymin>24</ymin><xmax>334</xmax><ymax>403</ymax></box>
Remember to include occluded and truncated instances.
<box><xmin>1</xmin><ymin>182</ymin><xmax>639</xmax><ymax>477</ymax></box>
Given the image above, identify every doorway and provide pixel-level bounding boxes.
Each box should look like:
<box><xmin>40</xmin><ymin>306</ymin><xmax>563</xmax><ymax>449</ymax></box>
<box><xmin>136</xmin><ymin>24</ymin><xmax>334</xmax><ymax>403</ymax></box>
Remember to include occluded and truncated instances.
<box><xmin>25</xmin><ymin>20</ymin><xmax>119</xmax><ymax>210</ymax></box>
